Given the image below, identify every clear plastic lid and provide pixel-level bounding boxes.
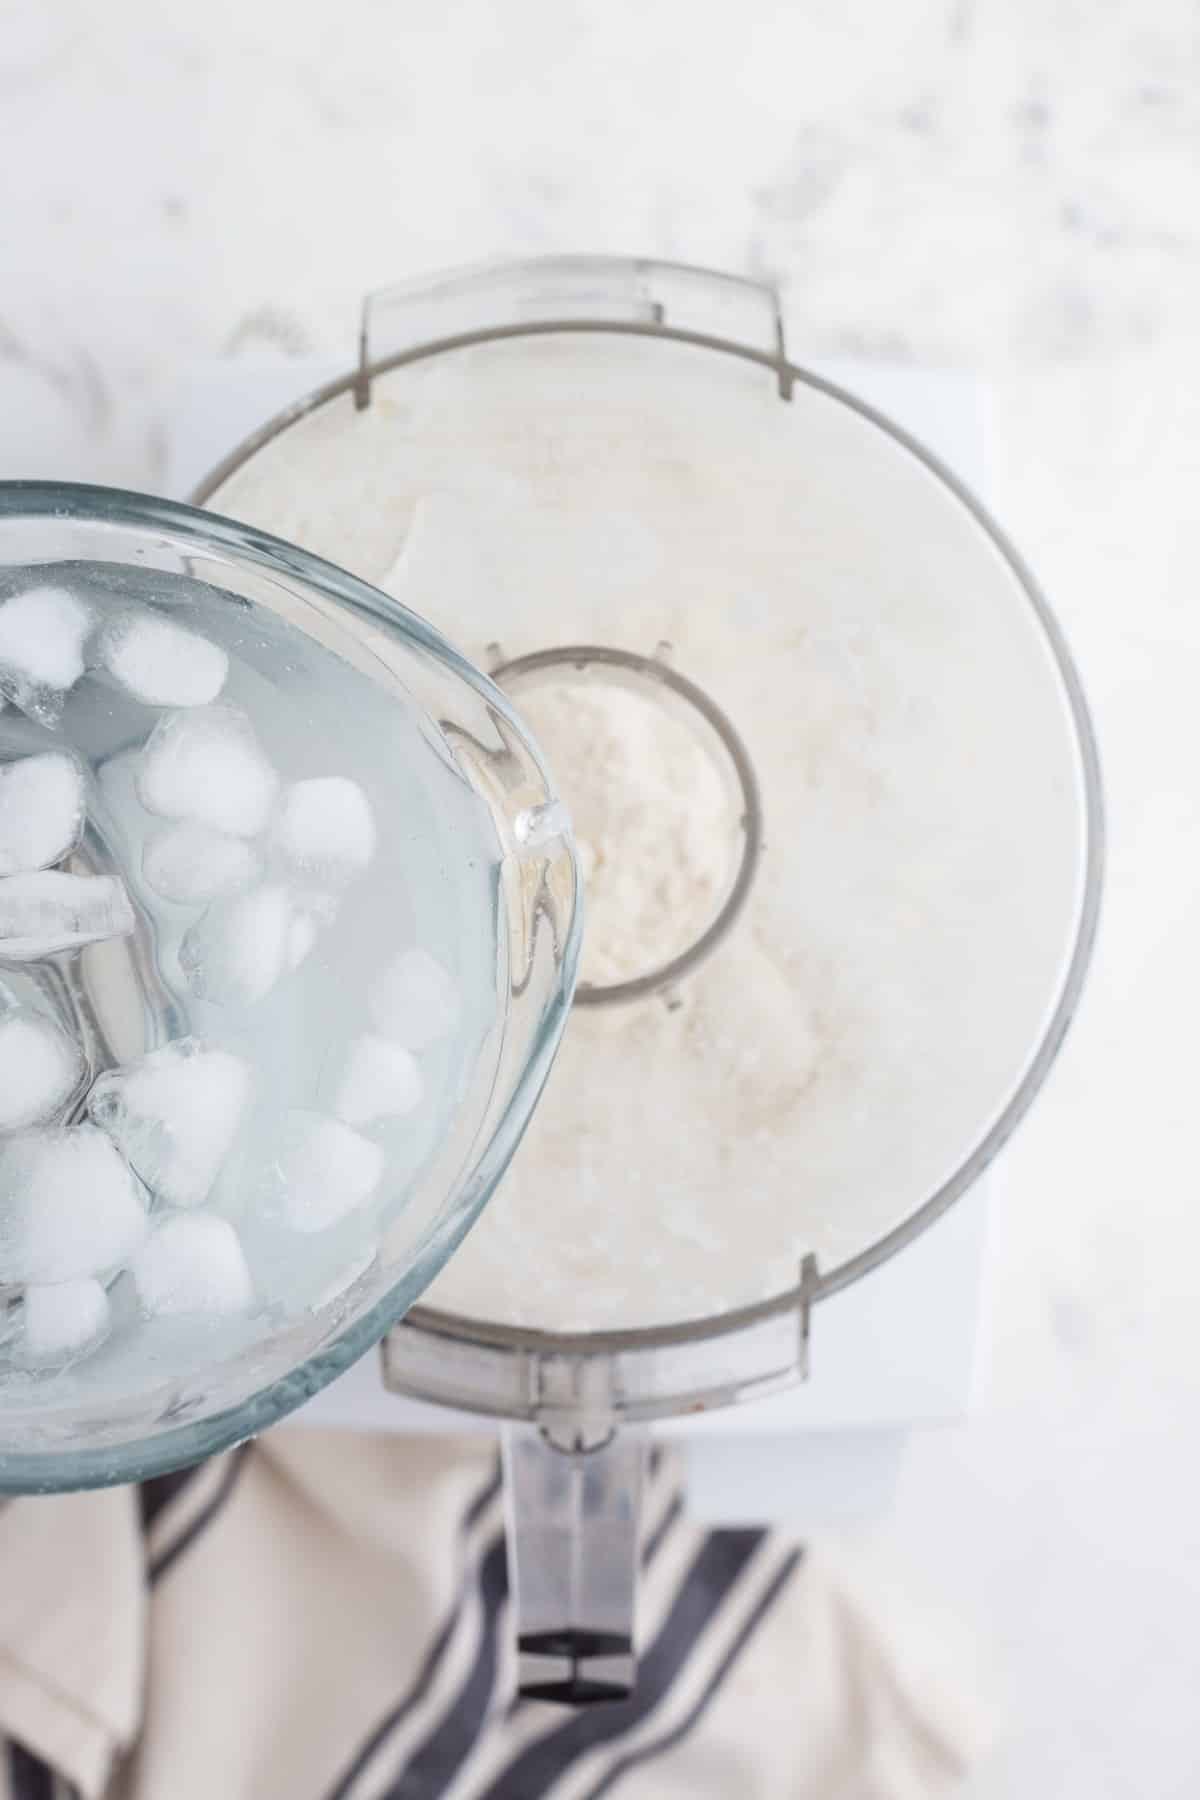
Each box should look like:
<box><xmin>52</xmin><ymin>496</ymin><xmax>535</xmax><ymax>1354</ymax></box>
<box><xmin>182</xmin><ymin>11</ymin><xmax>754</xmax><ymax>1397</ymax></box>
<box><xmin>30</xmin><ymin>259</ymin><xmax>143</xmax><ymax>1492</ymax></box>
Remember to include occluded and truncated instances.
<box><xmin>199</xmin><ymin>259</ymin><xmax>1101</xmax><ymax>1358</ymax></box>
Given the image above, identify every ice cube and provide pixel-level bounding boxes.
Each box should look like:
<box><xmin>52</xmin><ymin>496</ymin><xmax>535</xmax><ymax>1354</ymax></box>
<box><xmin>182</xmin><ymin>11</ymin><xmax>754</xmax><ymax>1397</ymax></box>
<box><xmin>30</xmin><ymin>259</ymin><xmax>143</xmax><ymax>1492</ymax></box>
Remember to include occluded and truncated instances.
<box><xmin>179</xmin><ymin>885</ymin><xmax>291</xmax><ymax>1006</ymax></box>
<box><xmin>369</xmin><ymin>948</ymin><xmax>460</xmax><ymax>1051</ymax></box>
<box><xmin>0</xmin><ymin>1007</ymin><xmax>87</xmax><ymax>1130</ymax></box>
<box><xmin>137</xmin><ymin>705</ymin><xmax>279</xmax><ymax>838</ymax></box>
<box><xmin>281</xmin><ymin>890</ymin><xmax>339</xmax><ymax>972</ymax></box>
<box><xmin>99</xmin><ymin>608</ymin><xmax>228</xmax><ymax>707</ymax></box>
<box><xmin>332</xmin><ymin>1034</ymin><xmax>423</xmax><ymax>1127</ymax></box>
<box><xmin>268</xmin><ymin>778</ymin><xmax>377</xmax><ymax>887</ymax></box>
<box><xmin>88</xmin><ymin>1038</ymin><xmax>252</xmax><ymax>1208</ymax></box>
<box><xmin>0</xmin><ymin>1125</ymin><xmax>146</xmax><ymax>1285</ymax></box>
<box><xmin>0</xmin><ymin>751</ymin><xmax>85</xmax><ymax>875</ymax></box>
<box><xmin>0</xmin><ymin>871</ymin><xmax>135</xmax><ymax>961</ymax></box>
<box><xmin>143</xmin><ymin>822</ymin><xmax>261</xmax><ymax>906</ymax></box>
<box><xmin>261</xmin><ymin>1111</ymin><xmax>384</xmax><ymax>1232</ymax></box>
<box><xmin>0</xmin><ymin>586</ymin><xmax>92</xmax><ymax>726</ymax></box>
<box><xmin>21</xmin><ymin>1278</ymin><xmax>110</xmax><ymax>1362</ymax></box>
<box><xmin>131</xmin><ymin>1214</ymin><xmax>253</xmax><ymax>1316</ymax></box>
<box><xmin>294</xmin><ymin>889</ymin><xmax>339</xmax><ymax>928</ymax></box>
<box><xmin>286</xmin><ymin>910</ymin><xmax>319</xmax><ymax>972</ymax></box>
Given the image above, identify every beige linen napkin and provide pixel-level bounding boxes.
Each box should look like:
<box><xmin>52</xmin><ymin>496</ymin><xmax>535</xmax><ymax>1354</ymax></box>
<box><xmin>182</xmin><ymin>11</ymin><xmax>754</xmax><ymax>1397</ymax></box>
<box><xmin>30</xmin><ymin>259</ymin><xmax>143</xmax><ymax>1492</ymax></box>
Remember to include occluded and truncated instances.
<box><xmin>0</xmin><ymin>1432</ymin><xmax>974</xmax><ymax>1800</ymax></box>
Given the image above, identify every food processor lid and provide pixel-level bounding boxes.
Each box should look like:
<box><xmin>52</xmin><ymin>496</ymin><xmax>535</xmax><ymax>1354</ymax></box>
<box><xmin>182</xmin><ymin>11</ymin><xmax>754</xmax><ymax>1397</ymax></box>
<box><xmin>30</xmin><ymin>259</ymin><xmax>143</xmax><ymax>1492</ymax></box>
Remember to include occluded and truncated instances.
<box><xmin>196</xmin><ymin>256</ymin><xmax>1102</xmax><ymax>1330</ymax></box>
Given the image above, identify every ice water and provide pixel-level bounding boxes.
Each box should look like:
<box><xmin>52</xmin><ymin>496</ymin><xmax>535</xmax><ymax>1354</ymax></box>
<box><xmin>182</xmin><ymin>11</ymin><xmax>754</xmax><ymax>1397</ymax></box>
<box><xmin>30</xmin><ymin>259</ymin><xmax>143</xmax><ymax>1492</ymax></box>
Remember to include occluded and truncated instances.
<box><xmin>0</xmin><ymin>561</ymin><xmax>503</xmax><ymax>1409</ymax></box>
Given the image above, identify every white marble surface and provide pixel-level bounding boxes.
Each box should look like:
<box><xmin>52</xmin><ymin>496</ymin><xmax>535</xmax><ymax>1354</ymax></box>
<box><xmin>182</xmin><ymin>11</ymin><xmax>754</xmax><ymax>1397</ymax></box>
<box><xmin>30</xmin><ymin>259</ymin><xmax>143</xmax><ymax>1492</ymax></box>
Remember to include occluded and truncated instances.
<box><xmin>3</xmin><ymin>1</ymin><xmax>1199</xmax><ymax>1792</ymax></box>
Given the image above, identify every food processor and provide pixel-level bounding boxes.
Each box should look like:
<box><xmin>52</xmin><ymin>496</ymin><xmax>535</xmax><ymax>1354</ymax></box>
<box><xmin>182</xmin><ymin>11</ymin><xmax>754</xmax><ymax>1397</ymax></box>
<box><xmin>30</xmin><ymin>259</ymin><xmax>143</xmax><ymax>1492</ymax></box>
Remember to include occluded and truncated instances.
<box><xmin>0</xmin><ymin>484</ymin><xmax>581</xmax><ymax>1494</ymax></box>
<box><xmin>197</xmin><ymin>255</ymin><xmax>1097</xmax><ymax>1700</ymax></box>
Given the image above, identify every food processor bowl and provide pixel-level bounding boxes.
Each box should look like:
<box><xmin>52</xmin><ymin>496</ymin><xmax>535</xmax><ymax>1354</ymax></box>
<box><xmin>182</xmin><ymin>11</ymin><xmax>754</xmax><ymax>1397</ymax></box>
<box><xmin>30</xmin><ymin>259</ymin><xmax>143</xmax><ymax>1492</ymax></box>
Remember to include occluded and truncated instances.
<box><xmin>196</xmin><ymin>256</ymin><xmax>1103</xmax><ymax>1699</ymax></box>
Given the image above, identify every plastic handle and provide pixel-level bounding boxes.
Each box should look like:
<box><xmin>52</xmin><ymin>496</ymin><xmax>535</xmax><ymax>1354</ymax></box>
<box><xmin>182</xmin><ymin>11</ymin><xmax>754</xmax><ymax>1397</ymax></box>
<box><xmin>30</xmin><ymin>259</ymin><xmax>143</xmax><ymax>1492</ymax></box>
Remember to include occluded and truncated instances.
<box><xmin>504</xmin><ymin>1420</ymin><xmax>646</xmax><ymax>1703</ymax></box>
<box><xmin>355</xmin><ymin>255</ymin><xmax>792</xmax><ymax>407</ymax></box>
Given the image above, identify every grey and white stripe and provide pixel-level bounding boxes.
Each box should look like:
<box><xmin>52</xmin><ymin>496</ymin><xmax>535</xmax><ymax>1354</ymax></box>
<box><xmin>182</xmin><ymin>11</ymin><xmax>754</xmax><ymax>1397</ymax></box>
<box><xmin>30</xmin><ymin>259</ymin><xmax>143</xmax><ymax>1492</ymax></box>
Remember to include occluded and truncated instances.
<box><xmin>324</xmin><ymin>1459</ymin><xmax>507</xmax><ymax>1800</ymax></box>
<box><xmin>327</xmin><ymin>1446</ymin><xmax>691</xmax><ymax>1800</ymax></box>
<box><xmin>0</xmin><ymin>1437</ymin><xmax>808</xmax><ymax>1800</ymax></box>
<box><xmin>340</xmin><ymin>1448</ymin><xmax>801</xmax><ymax>1800</ymax></box>
<box><xmin>459</xmin><ymin>1529</ymin><xmax>774</xmax><ymax>1800</ymax></box>
<box><xmin>563</xmin><ymin>1539</ymin><xmax>803</xmax><ymax>1800</ymax></box>
<box><xmin>5</xmin><ymin>1739</ymin><xmax>76</xmax><ymax>1800</ymax></box>
<box><xmin>146</xmin><ymin>1442</ymin><xmax>255</xmax><ymax>1585</ymax></box>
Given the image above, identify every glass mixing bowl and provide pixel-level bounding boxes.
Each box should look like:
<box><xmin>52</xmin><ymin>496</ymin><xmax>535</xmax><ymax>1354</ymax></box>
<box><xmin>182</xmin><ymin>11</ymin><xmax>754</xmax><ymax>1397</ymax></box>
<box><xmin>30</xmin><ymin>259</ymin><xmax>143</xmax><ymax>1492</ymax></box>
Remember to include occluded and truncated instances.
<box><xmin>0</xmin><ymin>483</ymin><xmax>581</xmax><ymax>1493</ymax></box>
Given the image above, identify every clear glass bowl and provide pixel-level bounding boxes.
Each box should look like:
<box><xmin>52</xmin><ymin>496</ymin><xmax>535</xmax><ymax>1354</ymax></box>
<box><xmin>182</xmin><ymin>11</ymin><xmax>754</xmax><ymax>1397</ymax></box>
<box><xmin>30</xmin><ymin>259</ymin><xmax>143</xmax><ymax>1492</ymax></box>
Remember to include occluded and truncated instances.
<box><xmin>0</xmin><ymin>482</ymin><xmax>581</xmax><ymax>1493</ymax></box>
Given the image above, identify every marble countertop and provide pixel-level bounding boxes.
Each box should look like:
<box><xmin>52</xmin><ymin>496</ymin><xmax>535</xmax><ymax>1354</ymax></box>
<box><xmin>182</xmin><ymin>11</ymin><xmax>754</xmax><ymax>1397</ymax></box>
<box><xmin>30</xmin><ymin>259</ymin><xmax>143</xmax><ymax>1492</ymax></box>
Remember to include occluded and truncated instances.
<box><xmin>3</xmin><ymin>1</ymin><xmax>1199</xmax><ymax>1793</ymax></box>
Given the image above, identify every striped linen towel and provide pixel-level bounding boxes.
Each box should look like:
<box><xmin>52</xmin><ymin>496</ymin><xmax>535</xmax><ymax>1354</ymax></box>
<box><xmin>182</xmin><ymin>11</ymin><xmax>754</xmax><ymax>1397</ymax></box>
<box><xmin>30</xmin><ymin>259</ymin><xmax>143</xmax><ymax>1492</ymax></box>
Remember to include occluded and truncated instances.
<box><xmin>0</xmin><ymin>1431</ymin><xmax>974</xmax><ymax>1799</ymax></box>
